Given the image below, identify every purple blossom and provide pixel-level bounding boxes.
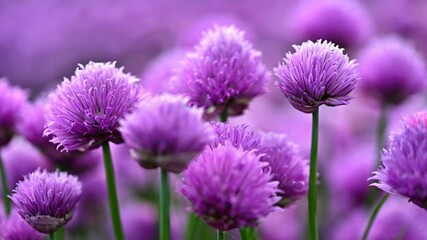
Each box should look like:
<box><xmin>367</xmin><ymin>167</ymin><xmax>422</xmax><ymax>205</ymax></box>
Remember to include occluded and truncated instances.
<box><xmin>0</xmin><ymin>78</ymin><xmax>28</xmax><ymax>147</ymax></box>
<box><xmin>358</xmin><ymin>36</ymin><xmax>427</xmax><ymax>105</ymax></box>
<box><xmin>171</xmin><ymin>25</ymin><xmax>270</xmax><ymax>119</ymax></box>
<box><xmin>10</xmin><ymin>169</ymin><xmax>82</xmax><ymax>234</ymax></box>
<box><xmin>44</xmin><ymin>61</ymin><xmax>141</xmax><ymax>152</ymax></box>
<box><xmin>274</xmin><ymin>40</ymin><xmax>359</xmax><ymax>113</ymax></box>
<box><xmin>209</xmin><ymin>122</ymin><xmax>261</xmax><ymax>151</ymax></box>
<box><xmin>258</xmin><ymin>132</ymin><xmax>309</xmax><ymax>207</ymax></box>
<box><xmin>120</xmin><ymin>94</ymin><xmax>212</xmax><ymax>173</ymax></box>
<box><xmin>178</xmin><ymin>143</ymin><xmax>280</xmax><ymax>231</ymax></box>
<box><xmin>0</xmin><ymin>211</ymin><xmax>43</xmax><ymax>240</ymax></box>
<box><xmin>371</xmin><ymin>112</ymin><xmax>427</xmax><ymax>209</ymax></box>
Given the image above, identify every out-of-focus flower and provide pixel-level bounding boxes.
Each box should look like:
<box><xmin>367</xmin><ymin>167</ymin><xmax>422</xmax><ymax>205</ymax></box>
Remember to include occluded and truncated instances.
<box><xmin>274</xmin><ymin>40</ymin><xmax>359</xmax><ymax>113</ymax></box>
<box><xmin>0</xmin><ymin>211</ymin><xmax>43</xmax><ymax>240</ymax></box>
<box><xmin>358</xmin><ymin>36</ymin><xmax>427</xmax><ymax>105</ymax></box>
<box><xmin>292</xmin><ymin>0</ymin><xmax>372</xmax><ymax>49</ymax></box>
<box><xmin>259</xmin><ymin>132</ymin><xmax>309</xmax><ymax>207</ymax></box>
<box><xmin>121</xmin><ymin>203</ymin><xmax>157</xmax><ymax>240</ymax></box>
<box><xmin>0</xmin><ymin>78</ymin><xmax>27</xmax><ymax>147</ymax></box>
<box><xmin>209</xmin><ymin>122</ymin><xmax>261</xmax><ymax>151</ymax></box>
<box><xmin>44</xmin><ymin>61</ymin><xmax>141</xmax><ymax>152</ymax></box>
<box><xmin>171</xmin><ymin>25</ymin><xmax>270</xmax><ymax>119</ymax></box>
<box><xmin>10</xmin><ymin>169</ymin><xmax>82</xmax><ymax>234</ymax></box>
<box><xmin>178</xmin><ymin>143</ymin><xmax>280</xmax><ymax>231</ymax></box>
<box><xmin>259</xmin><ymin>207</ymin><xmax>303</xmax><ymax>240</ymax></box>
<box><xmin>371</xmin><ymin>112</ymin><xmax>427</xmax><ymax>209</ymax></box>
<box><xmin>120</xmin><ymin>94</ymin><xmax>212</xmax><ymax>173</ymax></box>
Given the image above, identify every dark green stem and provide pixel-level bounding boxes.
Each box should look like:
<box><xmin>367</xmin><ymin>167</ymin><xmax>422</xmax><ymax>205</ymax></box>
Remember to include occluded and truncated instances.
<box><xmin>361</xmin><ymin>193</ymin><xmax>389</xmax><ymax>240</ymax></box>
<box><xmin>49</xmin><ymin>232</ymin><xmax>55</xmax><ymax>240</ymax></box>
<box><xmin>0</xmin><ymin>150</ymin><xmax>10</xmax><ymax>215</ymax></box>
<box><xmin>219</xmin><ymin>107</ymin><xmax>228</xmax><ymax>123</ymax></box>
<box><xmin>217</xmin><ymin>230</ymin><xmax>225</xmax><ymax>240</ymax></box>
<box><xmin>308</xmin><ymin>109</ymin><xmax>319</xmax><ymax>240</ymax></box>
<box><xmin>102</xmin><ymin>141</ymin><xmax>124</xmax><ymax>240</ymax></box>
<box><xmin>160</xmin><ymin>168</ymin><xmax>170</xmax><ymax>240</ymax></box>
<box><xmin>239</xmin><ymin>227</ymin><xmax>258</xmax><ymax>240</ymax></box>
<box><xmin>376</xmin><ymin>105</ymin><xmax>389</xmax><ymax>165</ymax></box>
<box><xmin>184</xmin><ymin>213</ymin><xmax>201</xmax><ymax>240</ymax></box>
<box><xmin>55</xmin><ymin>227</ymin><xmax>64</xmax><ymax>240</ymax></box>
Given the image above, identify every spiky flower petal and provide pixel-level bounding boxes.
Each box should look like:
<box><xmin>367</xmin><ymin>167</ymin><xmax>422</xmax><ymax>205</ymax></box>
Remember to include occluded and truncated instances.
<box><xmin>274</xmin><ymin>40</ymin><xmax>359</xmax><ymax>113</ymax></box>
<box><xmin>44</xmin><ymin>61</ymin><xmax>141</xmax><ymax>152</ymax></box>
<box><xmin>209</xmin><ymin>122</ymin><xmax>261</xmax><ymax>151</ymax></box>
<box><xmin>10</xmin><ymin>169</ymin><xmax>82</xmax><ymax>234</ymax></box>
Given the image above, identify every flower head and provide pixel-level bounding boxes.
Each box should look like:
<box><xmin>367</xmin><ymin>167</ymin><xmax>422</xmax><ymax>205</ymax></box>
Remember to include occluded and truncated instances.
<box><xmin>258</xmin><ymin>132</ymin><xmax>309</xmax><ymax>207</ymax></box>
<box><xmin>371</xmin><ymin>112</ymin><xmax>427</xmax><ymax>209</ymax></box>
<box><xmin>274</xmin><ymin>40</ymin><xmax>359</xmax><ymax>113</ymax></box>
<box><xmin>10</xmin><ymin>169</ymin><xmax>82</xmax><ymax>234</ymax></box>
<box><xmin>0</xmin><ymin>78</ymin><xmax>28</xmax><ymax>147</ymax></box>
<box><xmin>44</xmin><ymin>61</ymin><xmax>141</xmax><ymax>152</ymax></box>
<box><xmin>0</xmin><ymin>211</ymin><xmax>43</xmax><ymax>240</ymax></box>
<box><xmin>358</xmin><ymin>37</ymin><xmax>427</xmax><ymax>105</ymax></box>
<box><xmin>179</xmin><ymin>143</ymin><xmax>280</xmax><ymax>231</ymax></box>
<box><xmin>171</xmin><ymin>25</ymin><xmax>270</xmax><ymax>119</ymax></box>
<box><xmin>120</xmin><ymin>94</ymin><xmax>212</xmax><ymax>173</ymax></box>
<box><xmin>209</xmin><ymin>122</ymin><xmax>261</xmax><ymax>151</ymax></box>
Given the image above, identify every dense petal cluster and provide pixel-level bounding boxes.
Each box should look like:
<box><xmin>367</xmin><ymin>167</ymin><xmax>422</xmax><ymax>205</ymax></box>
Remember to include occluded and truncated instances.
<box><xmin>120</xmin><ymin>94</ymin><xmax>212</xmax><ymax>173</ymax></box>
<box><xmin>371</xmin><ymin>112</ymin><xmax>427</xmax><ymax>209</ymax></box>
<box><xmin>274</xmin><ymin>40</ymin><xmax>359</xmax><ymax>113</ymax></box>
<box><xmin>10</xmin><ymin>169</ymin><xmax>82</xmax><ymax>234</ymax></box>
<box><xmin>0</xmin><ymin>78</ymin><xmax>28</xmax><ymax>147</ymax></box>
<box><xmin>44</xmin><ymin>61</ymin><xmax>141</xmax><ymax>152</ymax></box>
<box><xmin>179</xmin><ymin>144</ymin><xmax>280</xmax><ymax>231</ymax></box>
<box><xmin>171</xmin><ymin>25</ymin><xmax>270</xmax><ymax>119</ymax></box>
<box><xmin>258</xmin><ymin>132</ymin><xmax>309</xmax><ymax>207</ymax></box>
<box><xmin>0</xmin><ymin>211</ymin><xmax>43</xmax><ymax>240</ymax></box>
<box><xmin>358</xmin><ymin>37</ymin><xmax>427</xmax><ymax>105</ymax></box>
<box><xmin>209</xmin><ymin>122</ymin><xmax>261</xmax><ymax>151</ymax></box>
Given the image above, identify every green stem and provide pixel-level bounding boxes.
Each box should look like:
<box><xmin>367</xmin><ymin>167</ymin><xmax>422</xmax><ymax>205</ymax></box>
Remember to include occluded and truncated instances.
<box><xmin>219</xmin><ymin>107</ymin><xmax>228</xmax><ymax>123</ymax></box>
<box><xmin>376</xmin><ymin>105</ymin><xmax>389</xmax><ymax>165</ymax></box>
<box><xmin>184</xmin><ymin>213</ymin><xmax>201</xmax><ymax>240</ymax></box>
<box><xmin>160</xmin><ymin>168</ymin><xmax>170</xmax><ymax>240</ymax></box>
<box><xmin>361</xmin><ymin>193</ymin><xmax>389</xmax><ymax>240</ymax></box>
<box><xmin>102</xmin><ymin>141</ymin><xmax>124</xmax><ymax>240</ymax></box>
<box><xmin>239</xmin><ymin>227</ymin><xmax>258</xmax><ymax>240</ymax></box>
<box><xmin>308</xmin><ymin>109</ymin><xmax>319</xmax><ymax>240</ymax></box>
<box><xmin>55</xmin><ymin>227</ymin><xmax>64</xmax><ymax>240</ymax></box>
<box><xmin>217</xmin><ymin>230</ymin><xmax>225</xmax><ymax>240</ymax></box>
<box><xmin>0</xmin><ymin>150</ymin><xmax>10</xmax><ymax>216</ymax></box>
<box><xmin>49</xmin><ymin>232</ymin><xmax>55</xmax><ymax>240</ymax></box>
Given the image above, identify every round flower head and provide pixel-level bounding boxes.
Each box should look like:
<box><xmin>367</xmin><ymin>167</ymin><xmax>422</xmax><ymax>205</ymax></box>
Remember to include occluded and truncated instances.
<box><xmin>179</xmin><ymin>143</ymin><xmax>280</xmax><ymax>231</ymax></box>
<box><xmin>44</xmin><ymin>61</ymin><xmax>141</xmax><ymax>152</ymax></box>
<box><xmin>0</xmin><ymin>78</ymin><xmax>28</xmax><ymax>147</ymax></box>
<box><xmin>10</xmin><ymin>169</ymin><xmax>82</xmax><ymax>234</ymax></box>
<box><xmin>209</xmin><ymin>122</ymin><xmax>261</xmax><ymax>151</ymax></box>
<box><xmin>120</xmin><ymin>94</ymin><xmax>212</xmax><ymax>173</ymax></box>
<box><xmin>358</xmin><ymin>37</ymin><xmax>427</xmax><ymax>105</ymax></box>
<box><xmin>274</xmin><ymin>40</ymin><xmax>359</xmax><ymax>113</ymax></box>
<box><xmin>258</xmin><ymin>132</ymin><xmax>309</xmax><ymax>207</ymax></box>
<box><xmin>371</xmin><ymin>112</ymin><xmax>427</xmax><ymax>209</ymax></box>
<box><xmin>0</xmin><ymin>211</ymin><xmax>43</xmax><ymax>240</ymax></box>
<box><xmin>171</xmin><ymin>25</ymin><xmax>270</xmax><ymax>119</ymax></box>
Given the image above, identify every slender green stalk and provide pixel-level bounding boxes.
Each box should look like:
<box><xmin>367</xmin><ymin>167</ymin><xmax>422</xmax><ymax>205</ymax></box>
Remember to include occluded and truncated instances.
<box><xmin>49</xmin><ymin>232</ymin><xmax>55</xmax><ymax>240</ymax></box>
<box><xmin>239</xmin><ymin>227</ymin><xmax>258</xmax><ymax>240</ymax></box>
<box><xmin>184</xmin><ymin>213</ymin><xmax>201</xmax><ymax>240</ymax></box>
<box><xmin>219</xmin><ymin>107</ymin><xmax>228</xmax><ymax>123</ymax></box>
<box><xmin>55</xmin><ymin>227</ymin><xmax>64</xmax><ymax>240</ymax></box>
<box><xmin>160</xmin><ymin>168</ymin><xmax>170</xmax><ymax>240</ymax></box>
<box><xmin>216</xmin><ymin>230</ymin><xmax>225</xmax><ymax>240</ymax></box>
<box><xmin>102</xmin><ymin>141</ymin><xmax>124</xmax><ymax>240</ymax></box>
<box><xmin>0</xmin><ymin>150</ymin><xmax>10</xmax><ymax>215</ymax></box>
<box><xmin>308</xmin><ymin>109</ymin><xmax>319</xmax><ymax>240</ymax></box>
<box><xmin>376</xmin><ymin>105</ymin><xmax>389</xmax><ymax>164</ymax></box>
<box><xmin>361</xmin><ymin>193</ymin><xmax>389</xmax><ymax>240</ymax></box>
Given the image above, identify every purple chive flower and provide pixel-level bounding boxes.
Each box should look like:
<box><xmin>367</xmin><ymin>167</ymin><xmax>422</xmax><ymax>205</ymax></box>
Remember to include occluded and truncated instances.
<box><xmin>171</xmin><ymin>25</ymin><xmax>270</xmax><ymax>119</ymax></box>
<box><xmin>209</xmin><ymin>122</ymin><xmax>261</xmax><ymax>151</ymax></box>
<box><xmin>0</xmin><ymin>211</ymin><xmax>43</xmax><ymax>240</ymax></box>
<box><xmin>274</xmin><ymin>40</ymin><xmax>359</xmax><ymax>113</ymax></box>
<box><xmin>120</xmin><ymin>94</ymin><xmax>212</xmax><ymax>173</ymax></box>
<box><xmin>358</xmin><ymin>37</ymin><xmax>427</xmax><ymax>105</ymax></box>
<box><xmin>0</xmin><ymin>78</ymin><xmax>27</xmax><ymax>147</ymax></box>
<box><xmin>258</xmin><ymin>132</ymin><xmax>309</xmax><ymax>207</ymax></box>
<box><xmin>371</xmin><ymin>112</ymin><xmax>427</xmax><ymax>209</ymax></box>
<box><xmin>44</xmin><ymin>61</ymin><xmax>141</xmax><ymax>152</ymax></box>
<box><xmin>10</xmin><ymin>169</ymin><xmax>82</xmax><ymax>234</ymax></box>
<box><xmin>178</xmin><ymin>143</ymin><xmax>280</xmax><ymax>231</ymax></box>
